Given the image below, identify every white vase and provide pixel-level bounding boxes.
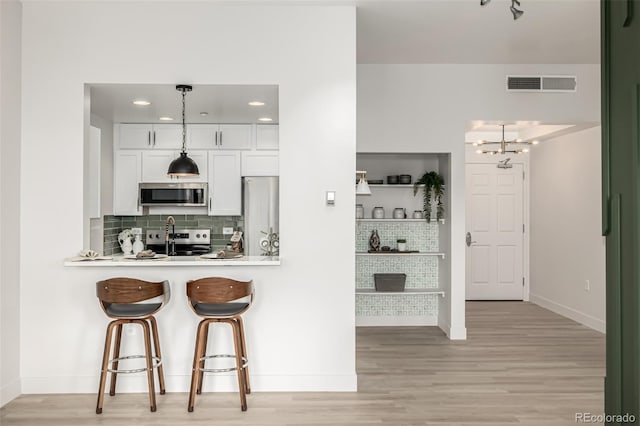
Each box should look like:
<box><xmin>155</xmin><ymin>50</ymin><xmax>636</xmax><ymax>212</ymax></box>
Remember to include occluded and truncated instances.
<box><xmin>120</xmin><ymin>237</ymin><xmax>133</xmax><ymax>255</ymax></box>
<box><xmin>132</xmin><ymin>235</ymin><xmax>144</xmax><ymax>255</ymax></box>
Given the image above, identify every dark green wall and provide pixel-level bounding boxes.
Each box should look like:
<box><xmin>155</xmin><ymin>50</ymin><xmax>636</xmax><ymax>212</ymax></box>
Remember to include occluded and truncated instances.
<box><xmin>602</xmin><ymin>0</ymin><xmax>640</xmax><ymax>423</ymax></box>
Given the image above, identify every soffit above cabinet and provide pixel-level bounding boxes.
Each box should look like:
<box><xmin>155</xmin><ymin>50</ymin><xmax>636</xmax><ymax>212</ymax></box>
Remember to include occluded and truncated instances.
<box><xmin>90</xmin><ymin>84</ymin><xmax>279</xmax><ymax>124</ymax></box>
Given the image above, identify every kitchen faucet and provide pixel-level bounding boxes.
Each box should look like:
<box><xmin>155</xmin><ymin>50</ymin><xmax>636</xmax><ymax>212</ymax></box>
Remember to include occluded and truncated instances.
<box><xmin>165</xmin><ymin>216</ymin><xmax>176</xmax><ymax>256</ymax></box>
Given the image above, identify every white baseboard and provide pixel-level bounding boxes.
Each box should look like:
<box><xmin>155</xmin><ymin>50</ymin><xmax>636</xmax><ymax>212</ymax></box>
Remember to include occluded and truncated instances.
<box><xmin>1</xmin><ymin>378</ymin><xmax>21</xmax><ymax>407</ymax></box>
<box><xmin>21</xmin><ymin>373</ymin><xmax>358</xmax><ymax>394</ymax></box>
<box><xmin>438</xmin><ymin>321</ymin><xmax>467</xmax><ymax>340</ymax></box>
<box><xmin>530</xmin><ymin>293</ymin><xmax>605</xmax><ymax>334</ymax></box>
<box><xmin>356</xmin><ymin>315</ymin><xmax>437</xmax><ymax>327</ymax></box>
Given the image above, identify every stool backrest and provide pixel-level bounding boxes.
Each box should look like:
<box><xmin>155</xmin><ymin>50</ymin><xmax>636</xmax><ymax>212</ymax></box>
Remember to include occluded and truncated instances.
<box><xmin>96</xmin><ymin>277</ymin><xmax>169</xmax><ymax>304</ymax></box>
<box><xmin>187</xmin><ymin>277</ymin><xmax>254</xmax><ymax>304</ymax></box>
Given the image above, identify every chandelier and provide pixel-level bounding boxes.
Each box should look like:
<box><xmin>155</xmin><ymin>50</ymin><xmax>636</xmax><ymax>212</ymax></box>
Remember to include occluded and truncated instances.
<box><xmin>480</xmin><ymin>0</ymin><xmax>524</xmax><ymax>20</ymax></box>
<box><xmin>473</xmin><ymin>124</ymin><xmax>538</xmax><ymax>155</ymax></box>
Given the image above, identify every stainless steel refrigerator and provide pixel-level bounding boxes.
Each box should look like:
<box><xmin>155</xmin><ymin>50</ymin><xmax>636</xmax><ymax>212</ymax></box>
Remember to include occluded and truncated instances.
<box><xmin>242</xmin><ymin>177</ymin><xmax>279</xmax><ymax>256</ymax></box>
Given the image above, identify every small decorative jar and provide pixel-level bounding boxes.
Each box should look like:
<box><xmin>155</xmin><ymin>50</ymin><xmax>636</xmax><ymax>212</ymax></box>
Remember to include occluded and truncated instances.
<box><xmin>397</xmin><ymin>239</ymin><xmax>407</xmax><ymax>252</ymax></box>
<box><xmin>356</xmin><ymin>204</ymin><xmax>364</xmax><ymax>219</ymax></box>
<box><xmin>372</xmin><ymin>207</ymin><xmax>385</xmax><ymax>219</ymax></box>
<box><xmin>369</xmin><ymin>229</ymin><xmax>381</xmax><ymax>251</ymax></box>
<box><xmin>412</xmin><ymin>210</ymin><xmax>424</xmax><ymax>219</ymax></box>
<box><xmin>132</xmin><ymin>234</ymin><xmax>144</xmax><ymax>255</ymax></box>
<box><xmin>120</xmin><ymin>237</ymin><xmax>133</xmax><ymax>255</ymax></box>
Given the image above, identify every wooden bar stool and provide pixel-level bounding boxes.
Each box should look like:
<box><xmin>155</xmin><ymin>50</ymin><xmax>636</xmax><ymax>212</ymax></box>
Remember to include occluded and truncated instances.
<box><xmin>186</xmin><ymin>277</ymin><xmax>254</xmax><ymax>412</ymax></box>
<box><xmin>95</xmin><ymin>277</ymin><xmax>171</xmax><ymax>414</ymax></box>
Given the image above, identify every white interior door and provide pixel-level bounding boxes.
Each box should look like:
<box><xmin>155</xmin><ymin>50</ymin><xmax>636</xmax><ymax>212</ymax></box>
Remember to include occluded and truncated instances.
<box><xmin>466</xmin><ymin>163</ymin><xmax>524</xmax><ymax>300</ymax></box>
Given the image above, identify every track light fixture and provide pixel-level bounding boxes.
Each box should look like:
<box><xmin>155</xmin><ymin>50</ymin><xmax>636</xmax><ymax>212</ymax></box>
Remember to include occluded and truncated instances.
<box><xmin>480</xmin><ymin>0</ymin><xmax>524</xmax><ymax>20</ymax></box>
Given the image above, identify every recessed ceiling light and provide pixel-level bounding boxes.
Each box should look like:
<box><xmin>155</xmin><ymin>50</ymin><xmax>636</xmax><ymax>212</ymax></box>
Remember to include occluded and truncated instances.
<box><xmin>532</xmin><ymin>140</ymin><xmax>540</xmax><ymax>145</ymax></box>
<box><xmin>258</xmin><ymin>117</ymin><xmax>273</xmax><ymax>122</ymax></box>
<box><xmin>249</xmin><ymin>101</ymin><xmax>265</xmax><ymax>106</ymax></box>
<box><xmin>132</xmin><ymin>100</ymin><xmax>151</xmax><ymax>106</ymax></box>
<box><xmin>200</xmin><ymin>112</ymin><xmax>209</xmax><ymax>116</ymax></box>
<box><xmin>159</xmin><ymin>116</ymin><xmax>174</xmax><ymax>121</ymax></box>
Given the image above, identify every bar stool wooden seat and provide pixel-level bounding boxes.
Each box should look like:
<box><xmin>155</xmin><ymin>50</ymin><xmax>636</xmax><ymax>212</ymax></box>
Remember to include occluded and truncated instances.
<box><xmin>95</xmin><ymin>277</ymin><xmax>171</xmax><ymax>414</ymax></box>
<box><xmin>186</xmin><ymin>277</ymin><xmax>254</xmax><ymax>412</ymax></box>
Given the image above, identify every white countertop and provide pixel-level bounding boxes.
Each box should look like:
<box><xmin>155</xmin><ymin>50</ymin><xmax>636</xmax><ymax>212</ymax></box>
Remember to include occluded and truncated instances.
<box><xmin>64</xmin><ymin>254</ymin><xmax>280</xmax><ymax>267</ymax></box>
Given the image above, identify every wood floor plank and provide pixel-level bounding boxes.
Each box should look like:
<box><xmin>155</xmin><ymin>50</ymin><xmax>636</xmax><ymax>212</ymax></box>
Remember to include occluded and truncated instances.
<box><xmin>0</xmin><ymin>302</ymin><xmax>605</xmax><ymax>425</ymax></box>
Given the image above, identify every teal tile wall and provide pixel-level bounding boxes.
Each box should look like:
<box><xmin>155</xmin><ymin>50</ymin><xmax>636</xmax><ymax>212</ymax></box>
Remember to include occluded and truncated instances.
<box><xmin>356</xmin><ymin>294</ymin><xmax>439</xmax><ymax>317</ymax></box>
<box><xmin>103</xmin><ymin>215</ymin><xmax>243</xmax><ymax>255</ymax></box>
<box><xmin>356</xmin><ymin>221</ymin><xmax>439</xmax><ymax>252</ymax></box>
<box><xmin>355</xmin><ymin>220</ymin><xmax>442</xmax><ymax>318</ymax></box>
<box><xmin>356</xmin><ymin>256</ymin><xmax>439</xmax><ymax>290</ymax></box>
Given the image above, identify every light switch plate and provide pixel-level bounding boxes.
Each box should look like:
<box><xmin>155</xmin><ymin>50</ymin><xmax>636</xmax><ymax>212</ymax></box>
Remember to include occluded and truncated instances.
<box><xmin>131</xmin><ymin>227</ymin><xmax>142</xmax><ymax>235</ymax></box>
<box><xmin>223</xmin><ymin>227</ymin><xmax>234</xmax><ymax>235</ymax></box>
<box><xmin>326</xmin><ymin>191</ymin><xmax>336</xmax><ymax>205</ymax></box>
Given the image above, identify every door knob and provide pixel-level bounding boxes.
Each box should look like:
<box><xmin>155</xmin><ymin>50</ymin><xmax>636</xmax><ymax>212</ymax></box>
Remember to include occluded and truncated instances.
<box><xmin>466</xmin><ymin>232</ymin><xmax>477</xmax><ymax>247</ymax></box>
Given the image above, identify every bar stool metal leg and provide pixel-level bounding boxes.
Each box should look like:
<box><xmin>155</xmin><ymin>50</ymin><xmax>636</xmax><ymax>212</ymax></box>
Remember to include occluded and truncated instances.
<box><xmin>236</xmin><ymin>316</ymin><xmax>251</xmax><ymax>394</ymax></box>
<box><xmin>109</xmin><ymin>323</ymin><xmax>123</xmax><ymax>396</ymax></box>
<box><xmin>148</xmin><ymin>316</ymin><xmax>166</xmax><ymax>395</ymax></box>
<box><xmin>138</xmin><ymin>319</ymin><xmax>157</xmax><ymax>412</ymax></box>
<box><xmin>96</xmin><ymin>321</ymin><xmax>118</xmax><ymax>414</ymax></box>
<box><xmin>230</xmin><ymin>319</ymin><xmax>247</xmax><ymax>411</ymax></box>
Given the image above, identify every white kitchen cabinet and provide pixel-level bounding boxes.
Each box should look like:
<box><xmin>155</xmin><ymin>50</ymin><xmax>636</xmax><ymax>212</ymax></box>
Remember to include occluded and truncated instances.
<box><xmin>141</xmin><ymin>150</ymin><xmax>208</xmax><ymax>183</ymax></box>
<box><xmin>113</xmin><ymin>151</ymin><xmax>142</xmax><ymax>216</ymax></box>
<box><xmin>152</xmin><ymin>124</ymin><xmax>183</xmax><ymax>149</ymax></box>
<box><xmin>190</xmin><ymin>124</ymin><xmax>252</xmax><ymax>150</ymax></box>
<box><xmin>256</xmin><ymin>124</ymin><xmax>279</xmax><ymax>150</ymax></box>
<box><xmin>208</xmin><ymin>151</ymin><xmax>241</xmax><ymax>216</ymax></box>
<box><xmin>241</xmin><ymin>151</ymin><xmax>279</xmax><ymax>176</ymax></box>
<box><xmin>117</xmin><ymin>123</ymin><xmax>183</xmax><ymax>149</ymax></box>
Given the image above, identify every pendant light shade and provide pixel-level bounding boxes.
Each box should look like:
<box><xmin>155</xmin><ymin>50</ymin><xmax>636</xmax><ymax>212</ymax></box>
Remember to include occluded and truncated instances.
<box><xmin>356</xmin><ymin>170</ymin><xmax>372</xmax><ymax>195</ymax></box>
<box><xmin>168</xmin><ymin>84</ymin><xmax>199</xmax><ymax>177</ymax></box>
<box><xmin>168</xmin><ymin>152</ymin><xmax>199</xmax><ymax>176</ymax></box>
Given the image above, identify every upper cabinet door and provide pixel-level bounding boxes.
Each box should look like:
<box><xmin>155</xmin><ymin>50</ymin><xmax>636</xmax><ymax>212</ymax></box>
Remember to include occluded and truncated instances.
<box><xmin>113</xmin><ymin>151</ymin><xmax>142</xmax><ymax>215</ymax></box>
<box><xmin>152</xmin><ymin>124</ymin><xmax>183</xmax><ymax>149</ymax></box>
<box><xmin>256</xmin><ymin>124</ymin><xmax>279</xmax><ymax>150</ymax></box>
<box><xmin>208</xmin><ymin>151</ymin><xmax>242</xmax><ymax>216</ymax></box>
<box><xmin>218</xmin><ymin>124</ymin><xmax>252</xmax><ymax>150</ymax></box>
<box><xmin>189</xmin><ymin>124</ymin><xmax>218</xmax><ymax>150</ymax></box>
<box><xmin>118</xmin><ymin>124</ymin><xmax>153</xmax><ymax>149</ymax></box>
<box><xmin>141</xmin><ymin>151</ymin><xmax>175</xmax><ymax>182</ymax></box>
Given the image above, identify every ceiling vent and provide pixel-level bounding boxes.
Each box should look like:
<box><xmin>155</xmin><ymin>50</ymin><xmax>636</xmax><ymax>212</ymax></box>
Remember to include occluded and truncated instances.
<box><xmin>507</xmin><ymin>75</ymin><xmax>577</xmax><ymax>92</ymax></box>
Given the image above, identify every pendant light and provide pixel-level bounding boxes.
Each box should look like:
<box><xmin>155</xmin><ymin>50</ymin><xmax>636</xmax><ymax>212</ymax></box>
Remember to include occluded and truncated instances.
<box><xmin>167</xmin><ymin>84</ymin><xmax>200</xmax><ymax>177</ymax></box>
<box><xmin>356</xmin><ymin>170</ymin><xmax>372</xmax><ymax>195</ymax></box>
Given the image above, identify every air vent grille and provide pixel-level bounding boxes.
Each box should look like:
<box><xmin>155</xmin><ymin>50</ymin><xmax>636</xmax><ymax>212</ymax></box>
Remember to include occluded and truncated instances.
<box><xmin>507</xmin><ymin>77</ymin><xmax>541</xmax><ymax>90</ymax></box>
<box><xmin>507</xmin><ymin>75</ymin><xmax>577</xmax><ymax>92</ymax></box>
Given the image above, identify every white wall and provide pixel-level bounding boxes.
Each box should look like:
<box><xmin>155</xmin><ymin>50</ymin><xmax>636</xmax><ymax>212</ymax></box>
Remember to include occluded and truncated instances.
<box><xmin>0</xmin><ymin>0</ymin><xmax>22</xmax><ymax>407</ymax></box>
<box><xmin>357</xmin><ymin>64</ymin><xmax>601</xmax><ymax>339</ymax></box>
<box><xmin>20</xmin><ymin>2</ymin><xmax>356</xmax><ymax>393</ymax></box>
<box><xmin>530</xmin><ymin>126</ymin><xmax>605</xmax><ymax>332</ymax></box>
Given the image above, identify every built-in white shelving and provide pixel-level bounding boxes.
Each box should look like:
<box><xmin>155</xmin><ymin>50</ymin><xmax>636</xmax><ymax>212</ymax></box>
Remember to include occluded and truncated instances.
<box><xmin>355</xmin><ymin>288</ymin><xmax>445</xmax><ymax>297</ymax></box>
<box><xmin>356</xmin><ymin>252</ymin><xmax>445</xmax><ymax>259</ymax></box>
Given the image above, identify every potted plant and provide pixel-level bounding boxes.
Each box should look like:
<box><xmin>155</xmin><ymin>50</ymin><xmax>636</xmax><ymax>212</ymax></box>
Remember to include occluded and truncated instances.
<box><xmin>413</xmin><ymin>171</ymin><xmax>445</xmax><ymax>223</ymax></box>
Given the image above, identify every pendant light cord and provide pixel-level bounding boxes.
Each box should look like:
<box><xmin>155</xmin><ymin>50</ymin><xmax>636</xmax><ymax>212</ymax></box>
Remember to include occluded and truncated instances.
<box><xmin>181</xmin><ymin>88</ymin><xmax>187</xmax><ymax>153</ymax></box>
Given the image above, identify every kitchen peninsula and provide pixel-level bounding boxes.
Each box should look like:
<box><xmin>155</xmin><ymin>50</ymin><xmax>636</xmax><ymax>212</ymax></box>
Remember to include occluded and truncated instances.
<box><xmin>64</xmin><ymin>255</ymin><xmax>280</xmax><ymax>267</ymax></box>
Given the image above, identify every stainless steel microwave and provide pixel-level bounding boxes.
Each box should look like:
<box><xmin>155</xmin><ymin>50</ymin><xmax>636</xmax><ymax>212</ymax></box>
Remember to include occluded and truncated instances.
<box><xmin>139</xmin><ymin>182</ymin><xmax>208</xmax><ymax>207</ymax></box>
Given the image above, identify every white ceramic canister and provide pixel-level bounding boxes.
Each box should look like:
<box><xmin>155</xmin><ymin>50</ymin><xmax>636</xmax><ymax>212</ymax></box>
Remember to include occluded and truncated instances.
<box><xmin>372</xmin><ymin>207</ymin><xmax>385</xmax><ymax>219</ymax></box>
<box><xmin>356</xmin><ymin>204</ymin><xmax>364</xmax><ymax>219</ymax></box>
<box><xmin>393</xmin><ymin>208</ymin><xmax>404</xmax><ymax>219</ymax></box>
<box><xmin>412</xmin><ymin>210</ymin><xmax>424</xmax><ymax>219</ymax></box>
<box><xmin>132</xmin><ymin>234</ymin><xmax>144</xmax><ymax>255</ymax></box>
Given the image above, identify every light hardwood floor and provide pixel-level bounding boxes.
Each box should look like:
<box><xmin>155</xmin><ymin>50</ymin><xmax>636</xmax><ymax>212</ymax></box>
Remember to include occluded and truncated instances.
<box><xmin>1</xmin><ymin>302</ymin><xmax>605</xmax><ymax>425</ymax></box>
